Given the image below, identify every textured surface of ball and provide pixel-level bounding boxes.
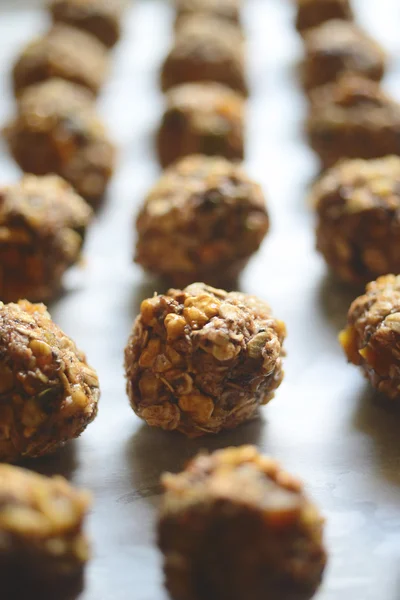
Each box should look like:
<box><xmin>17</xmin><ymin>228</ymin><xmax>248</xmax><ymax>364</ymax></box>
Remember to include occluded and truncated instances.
<box><xmin>5</xmin><ymin>79</ymin><xmax>115</xmax><ymax>204</ymax></box>
<box><xmin>0</xmin><ymin>174</ymin><xmax>92</xmax><ymax>302</ymax></box>
<box><xmin>296</xmin><ymin>0</ymin><xmax>352</xmax><ymax>34</ymax></box>
<box><xmin>340</xmin><ymin>275</ymin><xmax>400</xmax><ymax>400</ymax></box>
<box><xmin>174</xmin><ymin>0</ymin><xmax>241</xmax><ymax>29</ymax></box>
<box><xmin>0</xmin><ymin>300</ymin><xmax>99</xmax><ymax>462</ymax></box>
<box><xmin>312</xmin><ymin>156</ymin><xmax>400</xmax><ymax>283</ymax></box>
<box><xmin>135</xmin><ymin>155</ymin><xmax>269</xmax><ymax>287</ymax></box>
<box><xmin>125</xmin><ymin>283</ymin><xmax>286</xmax><ymax>437</ymax></box>
<box><xmin>307</xmin><ymin>75</ymin><xmax>400</xmax><ymax>169</ymax></box>
<box><xmin>157</xmin><ymin>82</ymin><xmax>245</xmax><ymax>168</ymax></box>
<box><xmin>158</xmin><ymin>446</ymin><xmax>327</xmax><ymax>600</ymax></box>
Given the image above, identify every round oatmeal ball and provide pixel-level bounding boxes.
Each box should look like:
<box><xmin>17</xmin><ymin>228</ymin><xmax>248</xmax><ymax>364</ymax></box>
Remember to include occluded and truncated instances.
<box><xmin>161</xmin><ymin>16</ymin><xmax>247</xmax><ymax>95</ymax></box>
<box><xmin>4</xmin><ymin>79</ymin><xmax>115</xmax><ymax>204</ymax></box>
<box><xmin>0</xmin><ymin>300</ymin><xmax>99</xmax><ymax>462</ymax></box>
<box><xmin>174</xmin><ymin>0</ymin><xmax>241</xmax><ymax>29</ymax></box>
<box><xmin>0</xmin><ymin>174</ymin><xmax>92</xmax><ymax>303</ymax></box>
<box><xmin>307</xmin><ymin>75</ymin><xmax>400</xmax><ymax>169</ymax></box>
<box><xmin>302</xmin><ymin>20</ymin><xmax>385</xmax><ymax>93</ymax></box>
<box><xmin>48</xmin><ymin>0</ymin><xmax>125</xmax><ymax>48</ymax></box>
<box><xmin>0</xmin><ymin>464</ymin><xmax>91</xmax><ymax>594</ymax></box>
<box><xmin>158</xmin><ymin>446</ymin><xmax>327</xmax><ymax>600</ymax></box>
<box><xmin>312</xmin><ymin>156</ymin><xmax>400</xmax><ymax>284</ymax></box>
<box><xmin>124</xmin><ymin>283</ymin><xmax>286</xmax><ymax>437</ymax></box>
<box><xmin>135</xmin><ymin>155</ymin><xmax>269</xmax><ymax>287</ymax></box>
<box><xmin>340</xmin><ymin>275</ymin><xmax>400</xmax><ymax>400</ymax></box>
<box><xmin>296</xmin><ymin>0</ymin><xmax>353</xmax><ymax>34</ymax></box>
<box><xmin>157</xmin><ymin>82</ymin><xmax>245</xmax><ymax>169</ymax></box>
<box><xmin>12</xmin><ymin>25</ymin><xmax>109</xmax><ymax>98</ymax></box>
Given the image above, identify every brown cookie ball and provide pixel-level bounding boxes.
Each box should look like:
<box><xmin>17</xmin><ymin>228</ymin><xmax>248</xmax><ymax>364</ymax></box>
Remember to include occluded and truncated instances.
<box><xmin>135</xmin><ymin>155</ymin><xmax>269</xmax><ymax>287</ymax></box>
<box><xmin>158</xmin><ymin>446</ymin><xmax>327</xmax><ymax>600</ymax></box>
<box><xmin>340</xmin><ymin>275</ymin><xmax>400</xmax><ymax>400</ymax></box>
<box><xmin>124</xmin><ymin>283</ymin><xmax>286</xmax><ymax>437</ymax></box>
<box><xmin>307</xmin><ymin>75</ymin><xmax>400</xmax><ymax>169</ymax></box>
<box><xmin>302</xmin><ymin>20</ymin><xmax>385</xmax><ymax>93</ymax></box>
<box><xmin>174</xmin><ymin>0</ymin><xmax>241</xmax><ymax>29</ymax></box>
<box><xmin>0</xmin><ymin>174</ymin><xmax>92</xmax><ymax>303</ymax></box>
<box><xmin>12</xmin><ymin>25</ymin><xmax>109</xmax><ymax>98</ymax></box>
<box><xmin>4</xmin><ymin>79</ymin><xmax>115</xmax><ymax>204</ymax></box>
<box><xmin>157</xmin><ymin>82</ymin><xmax>245</xmax><ymax>168</ymax></box>
<box><xmin>0</xmin><ymin>300</ymin><xmax>99</xmax><ymax>462</ymax></box>
<box><xmin>48</xmin><ymin>0</ymin><xmax>125</xmax><ymax>48</ymax></box>
<box><xmin>0</xmin><ymin>464</ymin><xmax>91</xmax><ymax>597</ymax></box>
<box><xmin>296</xmin><ymin>0</ymin><xmax>352</xmax><ymax>34</ymax></box>
<box><xmin>312</xmin><ymin>156</ymin><xmax>400</xmax><ymax>284</ymax></box>
<box><xmin>161</xmin><ymin>16</ymin><xmax>247</xmax><ymax>95</ymax></box>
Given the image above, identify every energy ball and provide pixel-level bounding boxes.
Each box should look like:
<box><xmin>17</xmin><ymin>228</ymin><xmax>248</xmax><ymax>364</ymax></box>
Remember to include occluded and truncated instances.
<box><xmin>296</xmin><ymin>0</ymin><xmax>352</xmax><ymax>34</ymax></box>
<box><xmin>124</xmin><ymin>283</ymin><xmax>286</xmax><ymax>437</ymax></box>
<box><xmin>174</xmin><ymin>0</ymin><xmax>241</xmax><ymax>29</ymax></box>
<box><xmin>157</xmin><ymin>82</ymin><xmax>245</xmax><ymax>168</ymax></box>
<box><xmin>0</xmin><ymin>464</ymin><xmax>91</xmax><ymax>596</ymax></box>
<box><xmin>12</xmin><ymin>25</ymin><xmax>109</xmax><ymax>98</ymax></box>
<box><xmin>307</xmin><ymin>75</ymin><xmax>400</xmax><ymax>169</ymax></box>
<box><xmin>312</xmin><ymin>156</ymin><xmax>400</xmax><ymax>284</ymax></box>
<box><xmin>0</xmin><ymin>300</ymin><xmax>99</xmax><ymax>462</ymax></box>
<box><xmin>302</xmin><ymin>20</ymin><xmax>385</xmax><ymax>93</ymax></box>
<box><xmin>161</xmin><ymin>16</ymin><xmax>247</xmax><ymax>95</ymax></box>
<box><xmin>49</xmin><ymin>0</ymin><xmax>125</xmax><ymax>48</ymax></box>
<box><xmin>340</xmin><ymin>274</ymin><xmax>400</xmax><ymax>400</ymax></box>
<box><xmin>4</xmin><ymin>78</ymin><xmax>115</xmax><ymax>204</ymax></box>
<box><xmin>135</xmin><ymin>155</ymin><xmax>269</xmax><ymax>287</ymax></box>
<box><xmin>158</xmin><ymin>446</ymin><xmax>327</xmax><ymax>600</ymax></box>
<box><xmin>0</xmin><ymin>174</ymin><xmax>92</xmax><ymax>303</ymax></box>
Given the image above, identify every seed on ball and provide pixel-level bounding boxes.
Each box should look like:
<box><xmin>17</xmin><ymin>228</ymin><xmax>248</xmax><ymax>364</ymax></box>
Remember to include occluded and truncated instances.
<box><xmin>296</xmin><ymin>0</ymin><xmax>352</xmax><ymax>35</ymax></box>
<box><xmin>311</xmin><ymin>156</ymin><xmax>400</xmax><ymax>284</ymax></box>
<box><xmin>0</xmin><ymin>174</ymin><xmax>92</xmax><ymax>303</ymax></box>
<box><xmin>124</xmin><ymin>283</ymin><xmax>286</xmax><ymax>437</ymax></box>
<box><xmin>48</xmin><ymin>0</ymin><xmax>126</xmax><ymax>48</ymax></box>
<box><xmin>4</xmin><ymin>78</ymin><xmax>115</xmax><ymax>204</ymax></box>
<box><xmin>0</xmin><ymin>464</ymin><xmax>91</xmax><ymax>597</ymax></box>
<box><xmin>158</xmin><ymin>445</ymin><xmax>327</xmax><ymax>600</ymax></box>
<box><xmin>340</xmin><ymin>274</ymin><xmax>400</xmax><ymax>401</ymax></box>
<box><xmin>12</xmin><ymin>25</ymin><xmax>109</xmax><ymax>98</ymax></box>
<box><xmin>135</xmin><ymin>154</ymin><xmax>269</xmax><ymax>287</ymax></box>
<box><xmin>302</xmin><ymin>20</ymin><xmax>385</xmax><ymax>94</ymax></box>
<box><xmin>0</xmin><ymin>300</ymin><xmax>99</xmax><ymax>462</ymax></box>
<box><xmin>307</xmin><ymin>75</ymin><xmax>400</xmax><ymax>169</ymax></box>
<box><xmin>161</xmin><ymin>16</ymin><xmax>247</xmax><ymax>95</ymax></box>
<box><xmin>157</xmin><ymin>82</ymin><xmax>245</xmax><ymax>169</ymax></box>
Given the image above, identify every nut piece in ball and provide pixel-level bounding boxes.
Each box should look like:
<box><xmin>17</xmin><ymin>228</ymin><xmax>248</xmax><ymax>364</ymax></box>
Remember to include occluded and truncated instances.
<box><xmin>124</xmin><ymin>283</ymin><xmax>286</xmax><ymax>437</ymax></box>
<box><xmin>12</xmin><ymin>25</ymin><xmax>109</xmax><ymax>97</ymax></box>
<box><xmin>157</xmin><ymin>82</ymin><xmax>245</xmax><ymax>168</ymax></box>
<box><xmin>307</xmin><ymin>75</ymin><xmax>400</xmax><ymax>169</ymax></box>
<box><xmin>48</xmin><ymin>0</ymin><xmax>125</xmax><ymax>48</ymax></box>
<box><xmin>158</xmin><ymin>446</ymin><xmax>327</xmax><ymax>600</ymax></box>
<box><xmin>340</xmin><ymin>275</ymin><xmax>400</xmax><ymax>400</ymax></box>
<box><xmin>4</xmin><ymin>78</ymin><xmax>115</xmax><ymax>204</ymax></box>
<box><xmin>296</xmin><ymin>0</ymin><xmax>352</xmax><ymax>34</ymax></box>
<box><xmin>0</xmin><ymin>300</ymin><xmax>99</xmax><ymax>462</ymax></box>
<box><xmin>302</xmin><ymin>20</ymin><xmax>385</xmax><ymax>93</ymax></box>
<box><xmin>0</xmin><ymin>464</ymin><xmax>90</xmax><ymax>598</ymax></box>
<box><xmin>0</xmin><ymin>175</ymin><xmax>92</xmax><ymax>303</ymax></box>
<box><xmin>312</xmin><ymin>156</ymin><xmax>400</xmax><ymax>284</ymax></box>
<box><xmin>174</xmin><ymin>0</ymin><xmax>241</xmax><ymax>29</ymax></box>
<box><xmin>135</xmin><ymin>155</ymin><xmax>269</xmax><ymax>287</ymax></box>
<box><xmin>161</xmin><ymin>16</ymin><xmax>247</xmax><ymax>95</ymax></box>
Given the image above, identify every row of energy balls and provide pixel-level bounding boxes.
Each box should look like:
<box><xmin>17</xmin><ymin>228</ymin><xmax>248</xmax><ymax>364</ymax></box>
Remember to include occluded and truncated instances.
<box><xmin>298</xmin><ymin>2</ymin><xmax>400</xmax><ymax>400</ymax></box>
<box><xmin>0</xmin><ymin>2</ymin><xmax>397</xmax><ymax>600</ymax></box>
